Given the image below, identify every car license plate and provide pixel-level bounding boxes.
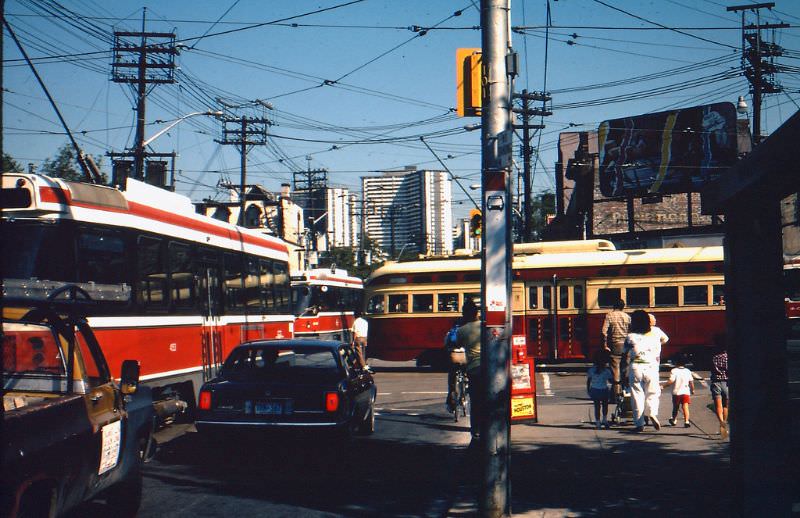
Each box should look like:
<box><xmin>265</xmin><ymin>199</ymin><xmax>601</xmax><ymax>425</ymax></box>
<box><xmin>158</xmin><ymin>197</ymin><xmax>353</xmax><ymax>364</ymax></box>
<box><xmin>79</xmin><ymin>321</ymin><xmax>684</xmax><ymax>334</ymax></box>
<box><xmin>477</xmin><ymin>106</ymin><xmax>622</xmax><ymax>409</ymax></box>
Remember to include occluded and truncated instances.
<box><xmin>255</xmin><ymin>400</ymin><xmax>292</xmax><ymax>415</ymax></box>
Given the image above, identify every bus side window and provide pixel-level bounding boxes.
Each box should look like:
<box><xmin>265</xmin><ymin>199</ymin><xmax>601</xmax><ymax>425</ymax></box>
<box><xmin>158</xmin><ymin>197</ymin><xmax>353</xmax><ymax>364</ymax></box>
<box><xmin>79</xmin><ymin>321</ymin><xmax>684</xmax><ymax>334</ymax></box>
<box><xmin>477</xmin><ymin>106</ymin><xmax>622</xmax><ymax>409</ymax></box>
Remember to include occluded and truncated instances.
<box><xmin>559</xmin><ymin>285</ymin><xmax>569</xmax><ymax>309</ymax></box>
<box><xmin>573</xmin><ymin>285</ymin><xmax>584</xmax><ymax>309</ymax></box>
<box><xmin>437</xmin><ymin>293</ymin><xmax>458</xmax><ymax>312</ymax></box>
<box><xmin>412</xmin><ymin>294</ymin><xmax>433</xmax><ymax>313</ymax></box>
<box><xmin>169</xmin><ymin>242</ymin><xmax>195</xmax><ymax>312</ymax></box>
<box><xmin>388</xmin><ymin>294</ymin><xmax>408</xmax><ymax>313</ymax></box>
<box><xmin>597</xmin><ymin>288</ymin><xmax>621</xmax><ymax>308</ymax></box>
<box><xmin>367</xmin><ymin>295</ymin><xmax>385</xmax><ymax>314</ymax></box>
<box><xmin>136</xmin><ymin>236</ymin><xmax>166</xmax><ymax>312</ymax></box>
<box><xmin>712</xmin><ymin>285</ymin><xmax>725</xmax><ymax>305</ymax></box>
<box><xmin>77</xmin><ymin>229</ymin><xmax>127</xmax><ymax>285</ymax></box>
<box><xmin>654</xmin><ymin>286</ymin><xmax>678</xmax><ymax>306</ymax></box>
<box><xmin>683</xmin><ymin>285</ymin><xmax>709</xmax><ymax>306</ymax></box>
<box><xmin>224</xmin><ymin>253</ymin><xmax>245</xmax><ymax>313</ymax></box>
<box><xmin>528</xmin><ymin>286</ymin><xmax>538</xmax><ymax>309</ymax></box>
<box><xmin>259</xmin><ymin>259</ymin><xmax>275</xmax><ymax>312</ymax></box>
<box><xmin>626</xmin><ymin>287</ymin><xmax>650</xmax><ymax>308</ymax></box>
<box><xmin>244</xmin><ymin>256</ymin><xmax>262</xmax><ymax>310</ymax></box>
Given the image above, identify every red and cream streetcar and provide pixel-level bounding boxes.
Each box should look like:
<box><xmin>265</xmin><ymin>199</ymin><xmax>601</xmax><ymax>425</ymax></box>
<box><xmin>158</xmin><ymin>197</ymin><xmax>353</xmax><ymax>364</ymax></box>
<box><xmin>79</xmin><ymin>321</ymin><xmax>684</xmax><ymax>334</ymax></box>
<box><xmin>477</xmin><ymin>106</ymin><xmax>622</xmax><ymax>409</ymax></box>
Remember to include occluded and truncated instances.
<box><xmin>2</xmin><ymin>172</ymin><xmax>294</xmax><ymax>410</ymax></box>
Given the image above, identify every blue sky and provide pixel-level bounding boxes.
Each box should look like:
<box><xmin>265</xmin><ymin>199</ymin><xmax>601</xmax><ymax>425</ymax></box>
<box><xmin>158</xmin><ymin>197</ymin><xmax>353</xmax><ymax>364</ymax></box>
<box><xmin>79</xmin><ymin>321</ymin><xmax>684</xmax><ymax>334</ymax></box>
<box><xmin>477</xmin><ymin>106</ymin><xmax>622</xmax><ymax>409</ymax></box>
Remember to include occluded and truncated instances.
<box><xmin>4</xmin><ymin>0</ymin><xmax>800</xmax><ymax>221</ymax></box>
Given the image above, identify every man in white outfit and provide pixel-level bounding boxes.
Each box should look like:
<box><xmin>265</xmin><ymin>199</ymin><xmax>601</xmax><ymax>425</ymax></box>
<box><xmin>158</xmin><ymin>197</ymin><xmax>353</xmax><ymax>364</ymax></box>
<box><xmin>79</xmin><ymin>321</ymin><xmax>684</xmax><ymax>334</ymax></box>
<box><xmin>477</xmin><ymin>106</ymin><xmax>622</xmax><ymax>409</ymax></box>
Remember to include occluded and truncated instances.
<box><xmin>623</xmin><ymin>310</ymin><xmax>662</xmax><ymax>432</ymax></box>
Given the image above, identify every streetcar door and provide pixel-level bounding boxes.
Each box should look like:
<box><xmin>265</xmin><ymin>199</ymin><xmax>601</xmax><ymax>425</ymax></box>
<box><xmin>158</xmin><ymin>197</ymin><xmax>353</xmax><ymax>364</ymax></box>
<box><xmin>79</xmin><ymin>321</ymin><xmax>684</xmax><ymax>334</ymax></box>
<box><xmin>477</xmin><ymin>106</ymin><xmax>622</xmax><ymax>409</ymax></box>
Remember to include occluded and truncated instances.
<box><xmin>196</xmin><ymin>250</ymin><xmax>222</xmax><ymax>381</ymax></box>
<box><xmin>525</xmin><ymin>282</ymin><xmax>556</xmax><ymax>360</ymax></box>
<box><xmin>526</xmin><ymin>280</ymin><xmax>587</xmax><ymax>360</ymax></box>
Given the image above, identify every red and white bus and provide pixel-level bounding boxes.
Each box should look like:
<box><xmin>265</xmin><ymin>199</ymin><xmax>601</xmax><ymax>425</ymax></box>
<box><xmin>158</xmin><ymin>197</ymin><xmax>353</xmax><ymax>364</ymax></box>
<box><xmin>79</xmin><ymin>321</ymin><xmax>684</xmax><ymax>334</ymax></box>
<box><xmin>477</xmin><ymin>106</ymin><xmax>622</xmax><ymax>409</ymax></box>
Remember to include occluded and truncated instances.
<box><xmin>291</xmin><ymin>267</ymin><xmax>363</xmax><ymax>341</ymax></box>
<box><xmin>364</xmin><ymin>240</ymin><xmax>728</xmax><ymax>367</ymax></box>
<box><xmin>2</xmin><ymin>172</ymin><xmax>294</xmax><ymax>410</ymax></box>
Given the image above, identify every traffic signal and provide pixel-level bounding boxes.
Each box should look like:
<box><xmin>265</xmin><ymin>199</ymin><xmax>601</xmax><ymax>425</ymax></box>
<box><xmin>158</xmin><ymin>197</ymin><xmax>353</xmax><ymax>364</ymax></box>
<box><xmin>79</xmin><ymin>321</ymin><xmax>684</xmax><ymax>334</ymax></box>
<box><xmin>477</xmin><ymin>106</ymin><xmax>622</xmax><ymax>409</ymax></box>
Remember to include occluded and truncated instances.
<box><xmin>456</xmin><ymin>48</ymin><xmax>482</xmax><ymax>117</ymax></box>
<box><xmin>469</xmin><ymin>208</ymin><xmax>482</xmax><ymax>237</ymax></box>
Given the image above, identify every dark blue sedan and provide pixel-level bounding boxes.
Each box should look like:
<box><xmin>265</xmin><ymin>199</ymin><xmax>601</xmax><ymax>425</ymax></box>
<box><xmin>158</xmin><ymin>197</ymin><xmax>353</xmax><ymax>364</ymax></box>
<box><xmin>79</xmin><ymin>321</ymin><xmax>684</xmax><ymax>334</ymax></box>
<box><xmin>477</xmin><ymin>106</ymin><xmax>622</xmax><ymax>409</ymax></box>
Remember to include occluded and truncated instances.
<box><xmin>195</xmin><ymin>340</ymin><xmax>376</xmax><ymax>437</ymax></box>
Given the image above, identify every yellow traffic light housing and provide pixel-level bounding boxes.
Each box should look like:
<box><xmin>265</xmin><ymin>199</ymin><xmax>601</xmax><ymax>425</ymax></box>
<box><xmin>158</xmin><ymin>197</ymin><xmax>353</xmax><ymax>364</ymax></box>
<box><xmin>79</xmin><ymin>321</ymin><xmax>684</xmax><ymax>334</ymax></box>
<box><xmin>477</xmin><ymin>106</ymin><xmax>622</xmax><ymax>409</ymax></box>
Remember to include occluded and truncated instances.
<box><xmin>469</xmin><ymin>208</ymin><xmax>482</xmax><ymax>237</ymax></box>
<box><xmin>456</xmin><ymin>48</ymin><xmax>482</xmax><ymax>117</ymax></box>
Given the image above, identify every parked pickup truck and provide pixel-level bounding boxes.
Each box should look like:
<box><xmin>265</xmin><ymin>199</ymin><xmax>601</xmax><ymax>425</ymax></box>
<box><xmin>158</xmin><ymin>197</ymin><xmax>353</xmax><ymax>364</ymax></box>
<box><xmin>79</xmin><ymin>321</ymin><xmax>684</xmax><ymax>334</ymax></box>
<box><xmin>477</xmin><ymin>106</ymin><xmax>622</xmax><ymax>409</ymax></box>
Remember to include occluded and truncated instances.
<box><xmin>2</xmin><ymin>288</ymin><xmax>155</xmax><ymax>518</ymax></box>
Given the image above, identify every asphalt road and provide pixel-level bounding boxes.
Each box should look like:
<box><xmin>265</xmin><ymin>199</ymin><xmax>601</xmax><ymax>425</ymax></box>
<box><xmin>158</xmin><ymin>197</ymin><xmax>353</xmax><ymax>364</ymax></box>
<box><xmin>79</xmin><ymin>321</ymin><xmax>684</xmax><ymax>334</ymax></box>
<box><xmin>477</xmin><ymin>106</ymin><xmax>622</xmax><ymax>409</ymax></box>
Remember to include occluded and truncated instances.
<box><xmin>69</xmin><ymin>362</ymin><xmax>777</xmax><ymax>517</ymax></box>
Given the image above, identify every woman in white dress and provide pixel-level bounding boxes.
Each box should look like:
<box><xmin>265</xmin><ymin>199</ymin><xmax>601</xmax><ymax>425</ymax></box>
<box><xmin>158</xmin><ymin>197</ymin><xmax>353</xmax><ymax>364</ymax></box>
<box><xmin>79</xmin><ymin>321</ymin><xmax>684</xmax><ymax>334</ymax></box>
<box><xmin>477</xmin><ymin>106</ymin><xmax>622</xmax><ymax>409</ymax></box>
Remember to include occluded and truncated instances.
<box><xmin>623</xmin><ymin>309</ymin><xmax>663</xmax><ymax>432</ymax></box>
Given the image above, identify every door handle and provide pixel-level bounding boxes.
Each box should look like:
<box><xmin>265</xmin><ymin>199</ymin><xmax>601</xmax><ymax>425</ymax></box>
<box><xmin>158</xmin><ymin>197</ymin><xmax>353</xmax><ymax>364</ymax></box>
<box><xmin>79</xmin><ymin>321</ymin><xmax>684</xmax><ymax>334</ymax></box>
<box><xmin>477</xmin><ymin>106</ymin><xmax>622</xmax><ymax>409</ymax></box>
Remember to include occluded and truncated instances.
<box><xmin>90</xmin><ymin>392</ymin><xmax>104</xmax><ymax>402</ymax></box>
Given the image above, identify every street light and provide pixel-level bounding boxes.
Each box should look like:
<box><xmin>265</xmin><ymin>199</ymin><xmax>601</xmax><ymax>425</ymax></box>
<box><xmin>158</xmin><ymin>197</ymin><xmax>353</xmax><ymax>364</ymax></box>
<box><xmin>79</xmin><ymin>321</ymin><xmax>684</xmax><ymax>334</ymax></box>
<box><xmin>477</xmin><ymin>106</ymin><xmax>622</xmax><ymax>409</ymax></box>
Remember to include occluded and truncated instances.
<box><xmin>143</xmin><ymin>110</ymin><xmax>223</xmax><ymax>147</ymax></box>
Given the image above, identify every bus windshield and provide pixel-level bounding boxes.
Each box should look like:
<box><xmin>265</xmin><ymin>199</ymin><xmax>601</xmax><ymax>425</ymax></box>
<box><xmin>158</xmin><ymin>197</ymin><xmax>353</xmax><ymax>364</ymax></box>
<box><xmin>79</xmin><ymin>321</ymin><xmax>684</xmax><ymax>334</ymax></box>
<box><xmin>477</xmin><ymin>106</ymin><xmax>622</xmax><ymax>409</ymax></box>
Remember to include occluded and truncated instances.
<box><xmin>3</xmin><ymin>222</ymin><xmax>76</xmax><ymax>281</ymax></box>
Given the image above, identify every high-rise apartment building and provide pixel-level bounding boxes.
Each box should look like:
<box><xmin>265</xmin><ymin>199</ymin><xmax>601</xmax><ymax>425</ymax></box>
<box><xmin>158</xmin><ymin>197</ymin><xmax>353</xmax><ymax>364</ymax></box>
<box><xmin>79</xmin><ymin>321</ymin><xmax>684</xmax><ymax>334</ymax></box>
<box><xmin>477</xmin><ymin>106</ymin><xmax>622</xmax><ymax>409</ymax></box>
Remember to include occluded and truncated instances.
<box><xmin>362</xmin><ymin>167</ymin><xmax>452</xmax><ymax>259</ymax></box>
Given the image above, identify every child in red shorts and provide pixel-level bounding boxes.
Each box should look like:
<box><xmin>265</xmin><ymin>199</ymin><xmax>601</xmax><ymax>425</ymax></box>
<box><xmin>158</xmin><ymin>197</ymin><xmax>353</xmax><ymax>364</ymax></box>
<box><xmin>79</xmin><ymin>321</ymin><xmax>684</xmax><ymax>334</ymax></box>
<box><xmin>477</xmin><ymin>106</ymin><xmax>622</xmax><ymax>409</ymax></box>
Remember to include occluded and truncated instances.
<box><xmin>662</xmin><ymin>354</ymin><xmax>694</xmax><ymax>427</ymax></box>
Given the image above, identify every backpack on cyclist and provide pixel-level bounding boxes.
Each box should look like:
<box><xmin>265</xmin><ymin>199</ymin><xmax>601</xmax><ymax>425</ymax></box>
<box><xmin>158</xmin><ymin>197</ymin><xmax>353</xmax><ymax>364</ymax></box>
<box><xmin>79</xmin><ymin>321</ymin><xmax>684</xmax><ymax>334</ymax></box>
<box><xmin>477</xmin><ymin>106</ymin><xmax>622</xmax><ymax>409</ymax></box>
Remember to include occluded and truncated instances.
<box><xmin>445</xmin><ymin>324</ymin><xmax>459</xmax><ymax>351</ymax></box>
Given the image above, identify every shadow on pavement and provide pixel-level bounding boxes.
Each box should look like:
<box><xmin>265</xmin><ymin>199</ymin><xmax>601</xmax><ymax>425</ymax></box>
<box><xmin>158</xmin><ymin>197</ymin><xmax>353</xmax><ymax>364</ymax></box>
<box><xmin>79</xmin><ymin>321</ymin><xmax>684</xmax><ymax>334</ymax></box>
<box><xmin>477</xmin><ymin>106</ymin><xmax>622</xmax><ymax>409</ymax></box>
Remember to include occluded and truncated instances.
<box><xmin>137</xmin><ymin>431</ymin><xmax>461</xmax><ymax>517</ymax></box>
<box><xmin>452</xmin><ymin>439</ymin><xmax>732</xmax><ymax>517</ymax></box>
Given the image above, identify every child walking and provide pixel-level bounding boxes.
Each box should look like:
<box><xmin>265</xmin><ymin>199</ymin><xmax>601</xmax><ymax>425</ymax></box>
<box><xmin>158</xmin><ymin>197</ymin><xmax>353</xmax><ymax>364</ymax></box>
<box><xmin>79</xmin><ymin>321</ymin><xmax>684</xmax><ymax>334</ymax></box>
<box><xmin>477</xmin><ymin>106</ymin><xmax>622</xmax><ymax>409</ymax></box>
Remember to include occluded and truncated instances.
<box><xmin>662</xmin><ymin>355</ymin><xmax>695</xmax><ymax>427</ymax></box>
<box><xmin>587</xmin><ymin>351</ymin><xmax>614</xmax><ymax>429</ymax></box>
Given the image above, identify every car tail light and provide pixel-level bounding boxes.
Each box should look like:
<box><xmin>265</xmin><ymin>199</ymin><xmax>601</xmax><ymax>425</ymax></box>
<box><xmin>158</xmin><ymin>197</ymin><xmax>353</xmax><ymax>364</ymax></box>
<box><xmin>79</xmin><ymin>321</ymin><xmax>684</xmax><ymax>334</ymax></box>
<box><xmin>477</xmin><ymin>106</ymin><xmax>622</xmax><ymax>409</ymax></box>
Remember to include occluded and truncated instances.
<box><xmin>325</xmin><ymin>391</ymin><xmax>339</xmax><ymax>412</ymax></box>
<box><xmin>198</xmin><ymin>390</ymin><xmax>212</xmax><ymax>410</ymax></box>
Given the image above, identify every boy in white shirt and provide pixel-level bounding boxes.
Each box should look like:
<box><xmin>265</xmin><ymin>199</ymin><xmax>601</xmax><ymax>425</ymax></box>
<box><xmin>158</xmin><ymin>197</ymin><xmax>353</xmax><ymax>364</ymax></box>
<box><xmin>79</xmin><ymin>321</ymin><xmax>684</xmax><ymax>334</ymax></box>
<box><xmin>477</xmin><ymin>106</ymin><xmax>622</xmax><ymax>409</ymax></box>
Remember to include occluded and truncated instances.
<box><xmin>662</xmin><ymin>354</ymin><xmax>694</xmax><ymax>427</ymax></box>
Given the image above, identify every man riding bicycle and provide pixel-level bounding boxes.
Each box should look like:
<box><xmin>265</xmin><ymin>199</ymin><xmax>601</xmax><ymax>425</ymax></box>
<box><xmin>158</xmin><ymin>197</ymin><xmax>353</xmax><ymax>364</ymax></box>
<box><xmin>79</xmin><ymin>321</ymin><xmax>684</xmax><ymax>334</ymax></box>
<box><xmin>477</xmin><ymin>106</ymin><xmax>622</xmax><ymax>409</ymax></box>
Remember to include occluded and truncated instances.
<box><xmin>444</xmin><ymin>317</ymin><xmax>463</xmax><ymax>412</ymax></box>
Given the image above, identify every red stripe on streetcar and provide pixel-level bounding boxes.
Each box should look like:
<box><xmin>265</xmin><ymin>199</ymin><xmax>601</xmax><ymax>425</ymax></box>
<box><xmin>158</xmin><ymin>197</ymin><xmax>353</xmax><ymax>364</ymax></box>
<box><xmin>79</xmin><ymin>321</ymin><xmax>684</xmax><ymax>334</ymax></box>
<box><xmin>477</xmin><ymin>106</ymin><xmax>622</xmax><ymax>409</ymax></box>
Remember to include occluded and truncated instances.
<box><xmin>39</xmin><ymin>186</ymin><xmax>71</xmax><ymax>204</ymax></box>
<box><xmin>37</xmin><ymin>186</ymin><xmax>288</xmax><ymax>255</ymax></box>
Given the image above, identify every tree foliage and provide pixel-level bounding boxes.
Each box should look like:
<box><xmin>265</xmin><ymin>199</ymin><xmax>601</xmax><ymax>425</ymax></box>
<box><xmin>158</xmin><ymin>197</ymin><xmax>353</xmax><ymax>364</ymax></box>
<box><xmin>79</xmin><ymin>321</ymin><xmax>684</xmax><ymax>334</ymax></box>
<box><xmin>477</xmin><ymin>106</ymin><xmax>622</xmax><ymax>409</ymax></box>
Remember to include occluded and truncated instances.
<box><xmin>41</xmin><ymin>143</ymin><xmax>107</xmax><ymax>183</ymax></box>
<box><xmin>2</xmin><ymin>153</ymin><xmax>23</xmax><ymax>173</ymax></box>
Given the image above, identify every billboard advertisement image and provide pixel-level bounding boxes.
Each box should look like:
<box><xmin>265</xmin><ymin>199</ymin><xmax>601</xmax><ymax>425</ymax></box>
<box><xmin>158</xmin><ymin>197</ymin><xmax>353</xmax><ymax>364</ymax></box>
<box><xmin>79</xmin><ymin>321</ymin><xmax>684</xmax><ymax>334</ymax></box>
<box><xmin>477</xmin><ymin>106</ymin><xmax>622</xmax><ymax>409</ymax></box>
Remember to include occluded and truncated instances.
<box><xmin>597</xmin><ymin>102</ymin><xmax>739</xmax><ymax>198</ymax></box>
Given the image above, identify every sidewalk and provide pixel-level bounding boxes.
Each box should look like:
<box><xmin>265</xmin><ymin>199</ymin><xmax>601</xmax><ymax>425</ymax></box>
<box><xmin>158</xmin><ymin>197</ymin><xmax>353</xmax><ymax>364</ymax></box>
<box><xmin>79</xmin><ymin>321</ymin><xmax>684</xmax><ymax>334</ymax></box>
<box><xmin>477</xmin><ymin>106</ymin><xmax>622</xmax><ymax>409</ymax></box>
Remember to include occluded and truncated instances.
<box><xmin>448</xmin><ymin>374</ymin><xmax>732</xmax><ymax>517</ymax></box>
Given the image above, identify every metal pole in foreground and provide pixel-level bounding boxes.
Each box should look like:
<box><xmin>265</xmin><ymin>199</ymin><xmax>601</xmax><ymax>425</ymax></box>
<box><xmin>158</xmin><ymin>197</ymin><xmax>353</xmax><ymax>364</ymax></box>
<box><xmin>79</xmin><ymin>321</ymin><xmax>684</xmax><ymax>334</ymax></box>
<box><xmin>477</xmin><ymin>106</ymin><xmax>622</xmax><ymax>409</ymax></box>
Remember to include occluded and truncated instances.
<box><xmin>479</xmin><ymin>0</ymin><xmax>513</xmax><ymax>516</ymax></box>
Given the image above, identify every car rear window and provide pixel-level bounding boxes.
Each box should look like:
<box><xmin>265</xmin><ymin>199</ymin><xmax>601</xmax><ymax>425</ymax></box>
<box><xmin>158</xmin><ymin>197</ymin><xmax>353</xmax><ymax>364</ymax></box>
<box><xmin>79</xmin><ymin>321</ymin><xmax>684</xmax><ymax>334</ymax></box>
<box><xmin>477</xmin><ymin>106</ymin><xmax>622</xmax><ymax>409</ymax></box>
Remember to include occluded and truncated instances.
<box><xmin>221</xmin><ymin>346</ymin><xmax>340</xmax><ymax>381</ymax></box>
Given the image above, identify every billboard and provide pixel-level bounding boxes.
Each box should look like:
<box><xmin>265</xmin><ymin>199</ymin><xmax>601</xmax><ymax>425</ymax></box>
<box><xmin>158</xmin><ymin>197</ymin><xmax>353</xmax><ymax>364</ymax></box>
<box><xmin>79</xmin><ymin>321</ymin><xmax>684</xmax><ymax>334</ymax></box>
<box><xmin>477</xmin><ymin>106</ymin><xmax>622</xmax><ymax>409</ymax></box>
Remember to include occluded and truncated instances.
<box><xmin>597</xmin><ymin>102</ymin><xmax>739</xmax><ymax>197</ymax></box>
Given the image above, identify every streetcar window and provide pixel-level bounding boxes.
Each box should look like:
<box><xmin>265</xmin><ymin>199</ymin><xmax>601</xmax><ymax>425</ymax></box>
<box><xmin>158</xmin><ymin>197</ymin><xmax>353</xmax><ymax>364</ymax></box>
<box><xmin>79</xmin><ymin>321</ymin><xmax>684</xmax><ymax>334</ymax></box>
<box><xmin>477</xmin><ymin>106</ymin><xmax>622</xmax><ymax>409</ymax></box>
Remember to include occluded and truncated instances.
<box><xmin>412</xmin><ymin>294</ymin><xmax>433</xmax><ymax>313</ymax></box>
<box><xmin>597</xmin><ymin>288</ymin><xmax>621</xmax><ymax>309</ymax></box>
<box><xmin>684</xmin><ymin>265</ymin><xmax>706</xmax><ymax>274</ymax></box>
<box><xmin>3</xmin><ymin>223</ymin><xmax>75</xmax><ymax>281</ymax></box>
<box><xmin>542</xmin><ymin>287</ymin><xmax>552</xmax><ymax>310</ymax></box>
<box><xmin>77</xmin><ymin>229</ymin><xmax>126</xmax><ymax>284</ymax></box>
<box><xmin>713</xmin><ymin>285</ymin><xmax>726</xmax><ymax>305</ymax></box>
<box><xmin>528</xmin><ymin>287</ymin><xmax>538</xmax><ymax>309</ymax></box>
<box><xmin>366</xmin><ymin>295</ymin><xmax>385</xmax><ymax>314</ymax></box>
<box><xmin>437</xmin><ymin>293</ymin><xmax>459</xmax><ymax>312</ymax></box>
<box><xmin>169</xmin><ymin>242</ymin><xmax>195</xmax><ymax>310</ymax></box>
<box><xmin>388</xmin><ymin>294</ymin><xmax>408</xmax><ymax>313</ymax></box>
<box><xmin>559</xmin><ymin>285</ymin><xmax>569</xmax><ymax>309</ymax></box>
<box><xmin>260</xmin><ymin>260</ymin><xmax>275</xmax><ymax>312</ymax></box>
<box><xmin>412</xmin><ymin>276</ymin><xmax>432</xmax><ymax>284</ymax></box>
<box><xmin>627</xmin><ymin>267</ymin><xmax>648</xmax><ymax>276</ymax></box>
<box><xmin>224</xmin><ymin>253</ymin><xmax>245</xmax><ymax>313</ymax></box>
<box><xmin>654</xmin><ymin>286</ymin><xmax>678</xmax><ymax>307</ymax></box>
<box><xmin>195</xmin><ymin>247</ymin><xmax>221</xmax><ymax>315</ymax></box>
<box><xmin>244</xmin><ymin>256</ymin><xmax>262</xmax><ymax>310</ymax></box>
<box><xmin>626</xmin><ymin>287</ymin><xmax>650</xmax><ymax>308</ymax></box>
<box><xmin>273</xmin><ymin>262</ymin><xmax>291</xmax><ymax>313</ymax></box>
<box><xmin>464</xmin><ymin>293</ymin><xmax>481</xmax><ymax>310</ymax></box>
<box><xmin>574</xmin><ymin>285</ymin><xmax>584</xmax><ymax>309</ymax></box>
<box><xmin>464</xmin><ymin>273</ymin><xmax>481</xmax><ymax>282</ymax></box>
<box><xmin>440</xmin><ymin>274</ymin><xmax>457</xmax><ymax>283</ymax></box>
<box><xmin>136</xmin><ymin>236</ymin><xmax>166</xmax><ymax>311</ymax></box>
<box><xmin>683</xmin><ymin>285</ymin><xmax>709</xmax><ymax>306</ymax></box>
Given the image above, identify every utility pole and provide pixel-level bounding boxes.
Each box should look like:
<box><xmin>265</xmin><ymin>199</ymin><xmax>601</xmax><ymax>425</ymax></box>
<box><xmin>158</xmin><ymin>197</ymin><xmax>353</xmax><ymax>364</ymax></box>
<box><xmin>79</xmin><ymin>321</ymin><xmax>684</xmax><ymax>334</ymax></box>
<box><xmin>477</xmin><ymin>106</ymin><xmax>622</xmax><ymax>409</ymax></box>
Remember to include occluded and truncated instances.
<box><xmin>293</xmin><ymin>163</ymin><xmax>329</xmax><ymax>251</ymax></box>
<box><xmin>726</xmin><ymin>2</ymin><xmax>787</xmax><ymax>144</ymax></box>
<box><xmin>216</xmin><ymin>113</ymin><xmax>270</xmax><ymax>226</ymax></box>
<box><xmin>480</xmin><ymin>1</ymin><xmax>513</xmax><ymax>516</ymax></box>
<box><xmin>111</xmin><ymin>9</ymin><xmax>176</xmax><ymax>185</ymax></box>
<box><xmin>512</xmin><ymin>90</ymin><xmax>550</xmax><ymax>241</ymax></box>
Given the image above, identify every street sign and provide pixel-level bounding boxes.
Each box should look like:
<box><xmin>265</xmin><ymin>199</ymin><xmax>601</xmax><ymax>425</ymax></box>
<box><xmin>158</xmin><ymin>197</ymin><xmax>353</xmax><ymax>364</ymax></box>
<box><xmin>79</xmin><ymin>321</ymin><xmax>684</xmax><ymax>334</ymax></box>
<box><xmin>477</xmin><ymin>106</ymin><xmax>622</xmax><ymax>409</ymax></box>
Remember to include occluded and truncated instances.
<box><xmin>497</xmin><ymin>129</ymin><xmax>513</xmax><ymax>169</ymax></box>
